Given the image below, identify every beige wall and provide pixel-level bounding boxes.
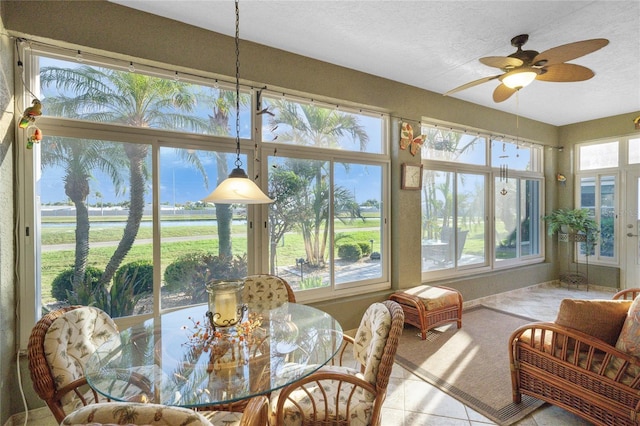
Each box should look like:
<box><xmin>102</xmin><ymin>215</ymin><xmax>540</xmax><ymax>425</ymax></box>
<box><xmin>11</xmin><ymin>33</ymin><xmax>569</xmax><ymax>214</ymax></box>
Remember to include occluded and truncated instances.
<box><xmin>1</xmin><ymin>0</ymin><xmax>637</xmax><ymax>419</ymax></box>
<box><xmin>551</xmin><ymin>111</ymin><xmax>640</xmax><ymax>287</ymax></box>
<box><xmin>0</xmin><ymin>1</ymin><xmax>18</xmax><ymax>423</ymax></box>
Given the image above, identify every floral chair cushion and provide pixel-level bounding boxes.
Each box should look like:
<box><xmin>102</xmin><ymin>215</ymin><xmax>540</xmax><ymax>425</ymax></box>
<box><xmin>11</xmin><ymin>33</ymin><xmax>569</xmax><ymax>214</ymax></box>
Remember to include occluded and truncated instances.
<box><xmin>243</xmin><ymin>275</ymin><xmax>292</xmax><ymax>307</ymax></box>
<box><xmin>44</xmin><ymin>307</ymin><xmax>118</xmax><ymax>404</ymax></box>
<box><xmin>616</xmin><ymin>295</ymin><xmax>640</xmax><ymax>356</ymax></box>
<box><xmin>269</xmin><ymin>366</ymin><xmax>372</xmax><ymax>426</ymax></box>
<box><xmin>61</xmin><ymin>402</ymin><xmax>213</xmax><ymax>425</ymax></box>
<box><xmin>352</xmin><ymin>302</ymin><xmax>392</xmax><ymax>387</ymax></box>
<box><xmin>200</xmin><ymin>410</ymin><xmax>244</xmax><ymax>425</ymax></box>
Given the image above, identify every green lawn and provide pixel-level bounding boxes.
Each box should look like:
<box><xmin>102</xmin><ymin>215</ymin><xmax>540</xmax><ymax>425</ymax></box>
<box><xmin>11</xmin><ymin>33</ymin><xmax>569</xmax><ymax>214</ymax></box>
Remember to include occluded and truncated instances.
<box><xmin>41</xmin><ymin>217</ymin><xmax>382</xmax><ymax>304</ymax></box>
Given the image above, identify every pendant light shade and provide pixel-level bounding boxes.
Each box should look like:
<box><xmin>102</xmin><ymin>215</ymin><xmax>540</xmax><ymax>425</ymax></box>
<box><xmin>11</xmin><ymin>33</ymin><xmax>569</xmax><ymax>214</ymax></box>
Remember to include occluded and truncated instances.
<box><xmin>203</xmin><ymin>0</ymin><xmax>273</xmax><ymax>205</ymax></box>
<box><xmin>203</xmin><ymin>167</ymin><xmax>274</xmax><ymax>204</ymax></box>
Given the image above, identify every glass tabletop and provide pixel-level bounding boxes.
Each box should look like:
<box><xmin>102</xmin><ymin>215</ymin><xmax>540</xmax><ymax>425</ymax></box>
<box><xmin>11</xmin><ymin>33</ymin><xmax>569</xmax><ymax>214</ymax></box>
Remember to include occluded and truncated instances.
<box><xmin>85</xmin><ymin>302</ymin><xmax>343</xmax><ymax>408</ymax></box>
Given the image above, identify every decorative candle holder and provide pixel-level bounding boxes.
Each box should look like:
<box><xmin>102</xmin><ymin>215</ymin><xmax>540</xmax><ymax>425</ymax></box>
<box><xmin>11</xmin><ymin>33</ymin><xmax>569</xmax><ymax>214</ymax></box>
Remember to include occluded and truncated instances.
<box><xmin>206</xmin><ymin>280</ymin><xmax>247</xmax><ymax>329</ymax></box>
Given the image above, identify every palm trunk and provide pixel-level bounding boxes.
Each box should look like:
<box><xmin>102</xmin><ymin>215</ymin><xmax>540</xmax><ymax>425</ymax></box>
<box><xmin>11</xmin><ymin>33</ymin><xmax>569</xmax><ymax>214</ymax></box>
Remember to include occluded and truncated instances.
<box><xmin>72</xmin><ymin>199</ymin><xmax>90</xmax><ymax>288</ymax></box>
<box><xmin>65</xmin><ymin>173</ymin><xmax>91</xmax><ymax>292</ymax></box>
<box><xmin>100</xmin><ymin>145</ymin><xmax>147</xmax><ymax>288</ymax></box>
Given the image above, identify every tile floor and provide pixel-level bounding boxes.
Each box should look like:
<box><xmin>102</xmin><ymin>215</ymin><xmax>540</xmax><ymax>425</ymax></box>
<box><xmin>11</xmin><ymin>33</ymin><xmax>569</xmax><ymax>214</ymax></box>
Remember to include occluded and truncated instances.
<box><xmin>380</xmin><ymin>282</ymin><xmax>612</xmax><ymax>426</ymax></box>
<box><xmin>11</xmin><ymin>282</ymin><xmax>609</xmax><ymax>426</ymax></box>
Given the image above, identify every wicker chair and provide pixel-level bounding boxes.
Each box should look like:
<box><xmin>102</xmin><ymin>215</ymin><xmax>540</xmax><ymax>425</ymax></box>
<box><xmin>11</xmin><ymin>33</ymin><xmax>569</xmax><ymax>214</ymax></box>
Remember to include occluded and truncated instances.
<box><xmin>61</xmin><ymin>396</ymin><xmax>269</xmax><ymax>426</ymax></box>
<box><xmin>28</xmin><ymin>306</ymin><xmax>150</xmax><ymax>423</ymax></box>
<box><xmin>243</xmin><ymin>274</ymin><xmax>296</xmax><ymax>305</ymax></box>
<box><xmin>509</xmin><ymin>295</ymin><xmax>640</xmax><ymax>426</ymax></box>
<box><xmin>202</xmin><ymin>395</ymin><xmax>270</xmax><ymax>426</ymax></box>
<box><xmin>613</xmin><ymin>287</ymin><xmax>640</xmax><ymax>300</ymax></box>
<box><xmin>60</xmin><ymin>402</ymin><xmax>215</xmax><ymax>425</ymax></box>
<box><xmin>269</xmin><ymin>300</ymin><xmax>404</xmax><ymax>426</ymax></box>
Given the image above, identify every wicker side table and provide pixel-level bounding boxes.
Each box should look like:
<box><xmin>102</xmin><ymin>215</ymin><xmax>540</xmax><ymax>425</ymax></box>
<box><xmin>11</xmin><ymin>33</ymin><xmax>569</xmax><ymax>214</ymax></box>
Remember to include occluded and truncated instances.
<box><xmin>389</xmin><ymin>285</ymin><xmax>462</xmax><ymax>340</ymax></box>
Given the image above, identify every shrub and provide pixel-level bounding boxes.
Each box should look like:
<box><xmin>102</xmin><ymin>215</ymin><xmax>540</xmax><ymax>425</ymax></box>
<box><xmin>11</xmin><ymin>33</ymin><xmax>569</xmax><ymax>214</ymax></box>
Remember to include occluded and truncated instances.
<box><xmin>51</xmin><ymin>266</ymin><xmax>104</xmax><ymax>302</ymax></box>
<box><xmin>338</xmin><ymin>243</ymin><xmax>362</xmax><ymax>262</ymax></box>
<box><xmin>103</xmin><ymin>267</ymin><xmax>147</xmax><ymax>317</ymax></box>
<box><xmin>164</xmin><ymin>252</ymin><xmax>248</xmax><ymax>304</ymax></box>
<box><xmin>299</xmin><ymin>276</ymin><xmax>324</xmax><ymax>290</ymax></box>
<box><xmin>358</xmin><ymin>242</ymin><xmax>372</xmax><ymax>256</ymax></box>
<box><xmin>115</xmin><ymin>260</ymin><xmax>153</xmax><ymax>295</ymax></box>
<box><xmin>163</xmin><ymin>253</ymin><xmax>203</xmax><ymax>291</ymax></box>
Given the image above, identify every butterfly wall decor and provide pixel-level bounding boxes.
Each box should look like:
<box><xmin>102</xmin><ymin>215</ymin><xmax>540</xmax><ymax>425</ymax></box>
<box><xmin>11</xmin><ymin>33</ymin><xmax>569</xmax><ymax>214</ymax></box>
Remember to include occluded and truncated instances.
<box><xmin>400</xmin><ymin>122</ymin><xmax>425</xmax><ymax>156</ymax></box>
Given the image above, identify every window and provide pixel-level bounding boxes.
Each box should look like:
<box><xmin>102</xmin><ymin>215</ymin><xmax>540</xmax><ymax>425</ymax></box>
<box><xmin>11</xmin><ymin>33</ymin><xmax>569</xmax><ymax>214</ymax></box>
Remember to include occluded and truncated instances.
<box><xmin>30</xmin><ymin>50</ymin><xmax>254</xmax><ymax>321</ymax></box>
<box><xmin>421</xmin><ymin>170</ymin><xmax>486</xmax><ymax>272</ymax></box>
<box><xmin>18</xmin><ymin>48</ymin><xmax>390</xmax><ymax>345</ymax></box>
<box><xmin>628</xmin><ymin>138</ymin><xmax>640</xmax><ymax>164</ymax></box>
<box><xmin>420</xmin><ymin>126</ymin><xmax>544</xmax><ymax>278</ymax></box>
<box><xmin>578</xmin><ymin>175</ymin><xmax>616</xmax><ymax>261</ymax></box>
<box><xmin>579</xmin><ymin>141</ymin><xmax>619</xmax><ymax>170</ymax></box>
<box><xmin>494</xmin><ymin>178</ymin><xmax>541</xmax><ymax>261</ymax></box>
<box><xmin>261</xmin><ymin>94</ymin><xmax>389</xmax><ymax>298</ymax></box>
<box><xmin>576</xmin><ymin>140</ymin><xmax>621</xmax><ymax>265</ymax></box>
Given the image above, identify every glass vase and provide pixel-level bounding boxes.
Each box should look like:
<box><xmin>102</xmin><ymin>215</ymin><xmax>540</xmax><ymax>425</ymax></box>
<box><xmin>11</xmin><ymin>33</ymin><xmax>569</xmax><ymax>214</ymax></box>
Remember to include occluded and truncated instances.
<box><xmin>206</xmin><ymin>280</ymin><xmax>245</xmax><ymax>328</ymax></box>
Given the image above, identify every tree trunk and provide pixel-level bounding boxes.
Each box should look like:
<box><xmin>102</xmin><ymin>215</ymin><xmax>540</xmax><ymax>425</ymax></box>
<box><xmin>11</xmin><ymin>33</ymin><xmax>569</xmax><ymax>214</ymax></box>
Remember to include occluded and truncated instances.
<box><xmin>72</xmin><ymin>199</ymin><xmax>90</xmax><ymax>289</ymax></box>
<box><xmin>66</xmin><ymin>175</ymin><xmax>90</xmax><ymax>291</ymax></box>
<box><xmin>100</xmin><ymin>145</ymin><xmax>147</xmax><ymax>287</ymax></box>
<box><xmin>215</xmin><ymin>153</ymin><xmax>232</xmax><ymax>258</ymax></box>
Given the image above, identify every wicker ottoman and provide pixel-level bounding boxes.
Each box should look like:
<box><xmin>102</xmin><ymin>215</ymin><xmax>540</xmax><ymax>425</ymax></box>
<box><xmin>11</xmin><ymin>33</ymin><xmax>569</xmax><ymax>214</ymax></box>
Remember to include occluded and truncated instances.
<box><xmin>389</xmin><ymin>285</ymin><xmax>462</xmax><ymax>340</ymax></box>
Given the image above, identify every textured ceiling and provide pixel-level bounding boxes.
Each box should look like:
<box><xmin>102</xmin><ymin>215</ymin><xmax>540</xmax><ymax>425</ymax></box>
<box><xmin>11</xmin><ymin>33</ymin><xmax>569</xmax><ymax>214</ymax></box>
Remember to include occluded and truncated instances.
<box><xmin>110</xmin><ymin>1</ymin><xmax>640</xmax><ymax>126</ymax></box>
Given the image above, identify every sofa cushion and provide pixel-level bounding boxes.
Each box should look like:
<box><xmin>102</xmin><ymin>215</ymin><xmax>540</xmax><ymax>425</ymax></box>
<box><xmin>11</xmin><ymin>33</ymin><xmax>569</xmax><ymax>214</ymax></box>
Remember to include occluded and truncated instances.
<box><xmin>555</xmin><ymin>299</ymin><xmax>632</xmax><ymax>346</ymax></box>
<box><xmin>616</xmin><ymin>296</ymin><xmax>640</xmax><ymax>356</ymax></box>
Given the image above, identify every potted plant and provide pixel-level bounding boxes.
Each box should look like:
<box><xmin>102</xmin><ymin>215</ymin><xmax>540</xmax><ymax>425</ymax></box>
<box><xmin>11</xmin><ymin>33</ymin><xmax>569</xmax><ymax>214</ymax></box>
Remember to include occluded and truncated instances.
<box><xmin>543</xmin><ymin>208</ymin><xmax>600</xmax><ymax>247</ymax></box>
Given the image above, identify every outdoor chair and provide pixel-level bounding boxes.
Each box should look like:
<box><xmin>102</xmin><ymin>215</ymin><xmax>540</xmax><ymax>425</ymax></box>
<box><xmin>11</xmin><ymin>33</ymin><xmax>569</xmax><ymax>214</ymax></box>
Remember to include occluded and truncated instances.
<box><xmin>269</xmin><ymin>300</ymin><xmax>404</xmax><ymax>426</ymax></box>
<box><xmin>28</xmin><ymin>306</ymin><xmax>150</xmax><ymax>423</ymax></box>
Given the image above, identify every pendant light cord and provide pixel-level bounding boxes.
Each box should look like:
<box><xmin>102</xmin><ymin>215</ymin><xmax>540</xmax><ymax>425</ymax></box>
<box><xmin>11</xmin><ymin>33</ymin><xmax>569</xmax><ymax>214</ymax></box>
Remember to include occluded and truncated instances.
<box><xmin>234</xmin><ymin>0</ymin><xmax>242</xmax><ymax>169</ymax></box>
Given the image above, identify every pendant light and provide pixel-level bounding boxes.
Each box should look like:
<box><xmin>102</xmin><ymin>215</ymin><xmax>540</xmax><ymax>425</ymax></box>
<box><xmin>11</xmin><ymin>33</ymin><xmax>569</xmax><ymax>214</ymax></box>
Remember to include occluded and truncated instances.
<box><xmin>203</xmin><ymin>0</ymin><xmax>273</xmax><ymax>204</ymax></box>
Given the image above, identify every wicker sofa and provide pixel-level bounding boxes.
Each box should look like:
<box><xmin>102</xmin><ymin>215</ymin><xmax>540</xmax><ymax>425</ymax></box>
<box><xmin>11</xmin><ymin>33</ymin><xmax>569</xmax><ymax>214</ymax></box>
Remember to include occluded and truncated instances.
<box><xmin>509</xmin><ymin>289</ymin><xmax>640</xmax><ymax>426</ymax></box>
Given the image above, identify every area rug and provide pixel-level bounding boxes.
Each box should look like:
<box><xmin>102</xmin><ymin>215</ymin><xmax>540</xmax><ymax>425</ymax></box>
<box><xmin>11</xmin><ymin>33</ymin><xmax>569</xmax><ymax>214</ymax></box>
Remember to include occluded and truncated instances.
<box><xmin>394</xmin><ymin>305</ymin><xmax>544</xmax><ymax>425</ymax></box>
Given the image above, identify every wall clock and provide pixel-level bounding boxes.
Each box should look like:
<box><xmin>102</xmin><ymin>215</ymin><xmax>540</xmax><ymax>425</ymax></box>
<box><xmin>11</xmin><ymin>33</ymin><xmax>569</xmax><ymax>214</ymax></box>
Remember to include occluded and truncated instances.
<box><xmin>401</xmin><ymin>163</ymin><xmax>423</xmax><ymax>190</ymax></box>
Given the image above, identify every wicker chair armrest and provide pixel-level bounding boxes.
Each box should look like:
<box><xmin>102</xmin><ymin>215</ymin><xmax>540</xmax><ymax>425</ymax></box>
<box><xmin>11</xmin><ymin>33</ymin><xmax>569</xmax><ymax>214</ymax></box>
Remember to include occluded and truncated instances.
<box><xmin>53</xmin><ymin>377</ymin><xmax>99</xmax><ymax>407</ymax></box>
<box><xmin>613</xmin><ymin>288</ymin><xmax>640</xmax><ymax>300</ymax></box>
<box><xmin>240</xmin><ymin>395</ymin><xmax>269</xmax><ymax>426</ymax></box>
<box><xmin>510</xmin><ymin>321</ymin><xmax>640</xmax><ymax>386</ymax></box>
<box><xmin>330</xmin><ymin>335</ymin><xmax>355</xmax><ymax>367</ymax></box>
<box><xmin>274</xmin><ymin>370</ymin><xmax>377</xmax><ymax>424</ymax></box>
<box><xmin>388</xmin><ymin>292</ymin><xmax>426</xmax><ymax>317</ymax></box>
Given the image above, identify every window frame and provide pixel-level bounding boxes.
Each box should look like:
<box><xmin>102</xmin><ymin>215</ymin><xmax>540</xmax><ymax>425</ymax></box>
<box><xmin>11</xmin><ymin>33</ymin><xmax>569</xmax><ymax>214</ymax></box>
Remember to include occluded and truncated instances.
<box><xmin>420</xmin><ymin>123</ymin><xmax>545</xmax><ymax>282</ymax></box>
<box><xmin>576</xmin><ymin>139</ymin><xmax>623</xmax><ymax>267</ymax></box>
<box><xmin>17</xmin><ymin>45</ymin><xmax>391</xmax><ymax>347</ymax></box>
<box><xmin>256</xmin><ymin>90</ymin><xmax>391</xmax><ymax>303</ymax></box>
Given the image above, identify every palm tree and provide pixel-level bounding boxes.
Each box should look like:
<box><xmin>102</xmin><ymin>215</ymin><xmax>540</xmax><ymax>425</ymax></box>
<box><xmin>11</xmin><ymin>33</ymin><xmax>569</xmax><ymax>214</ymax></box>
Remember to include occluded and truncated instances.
<box><xmin>40</xmin><ymin>65</ymin><xmax>209</xmax><ymax>288</ymax></box>
<box><xmin>421</xmin><ymin>129</ymin><xmax>481</xmax><ymax>239</ymax></box>
<box><xmin>267</xmin><ymin>100</ymin><xmax>369</xmax><ymax>266</ymax></box>
<box><xmin>204</xmin><ymin>89</ymin><xmax>250</xmax><ymax>258</ymax></box>
<box><xmin>41</xmin><ymin>136</ymin><xmax>125</xmax><ymax>287</ymax></box>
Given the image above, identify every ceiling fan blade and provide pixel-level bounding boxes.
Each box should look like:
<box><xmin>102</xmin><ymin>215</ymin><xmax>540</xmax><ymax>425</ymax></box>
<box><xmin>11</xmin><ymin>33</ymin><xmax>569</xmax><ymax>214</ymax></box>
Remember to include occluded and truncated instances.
<box><xmin>533</xmin><ymin>38</ymin><xmax>609</xmax><ymax>66</ymax></box>
<box><xmin>444</xmin><ymin>75</ymin><xmax>501</xmax><ymax>96</ymax></box>
<box><xmin>479</xmin><ymin>56</ymin><xmax>523</xmax><ymax>69</ymax></box>
<box><xmin>536</xmin><ymin>63</ymin><xmax>595</xmax><ymax>82</ymax></box>
<box><xmin>493</xmin><ymin>84</ymin><xmax>517</xmax><ymax>103</ymax></box>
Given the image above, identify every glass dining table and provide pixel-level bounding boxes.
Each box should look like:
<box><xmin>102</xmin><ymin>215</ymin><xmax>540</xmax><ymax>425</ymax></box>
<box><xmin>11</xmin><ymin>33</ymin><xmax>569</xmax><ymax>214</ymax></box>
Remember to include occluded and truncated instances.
<box><xmin>85</xmin><ymin>302</ymin><xmax>343</xmax><ymax>408</ymax></box>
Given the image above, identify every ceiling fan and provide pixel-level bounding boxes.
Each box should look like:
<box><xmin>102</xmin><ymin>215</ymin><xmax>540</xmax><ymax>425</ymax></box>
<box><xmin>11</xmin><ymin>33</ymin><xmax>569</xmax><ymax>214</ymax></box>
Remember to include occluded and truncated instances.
<box><xmin>444</xmin><ymin>34</ymin><xmax>609</xmax><ymax>103</ymax></box>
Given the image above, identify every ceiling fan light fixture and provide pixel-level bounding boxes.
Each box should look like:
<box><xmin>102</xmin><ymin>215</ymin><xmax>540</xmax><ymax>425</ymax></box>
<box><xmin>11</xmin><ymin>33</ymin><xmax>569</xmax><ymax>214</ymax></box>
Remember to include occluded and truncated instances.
<box><xmin>500</xmin><ymin>68</ymin><xmax>539</xmax><ymax>90</ymax></box>
<box><xmin>203</xmin><ymin>0</ymin><xmax>273</xmax><ymax>205</ymax></box>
